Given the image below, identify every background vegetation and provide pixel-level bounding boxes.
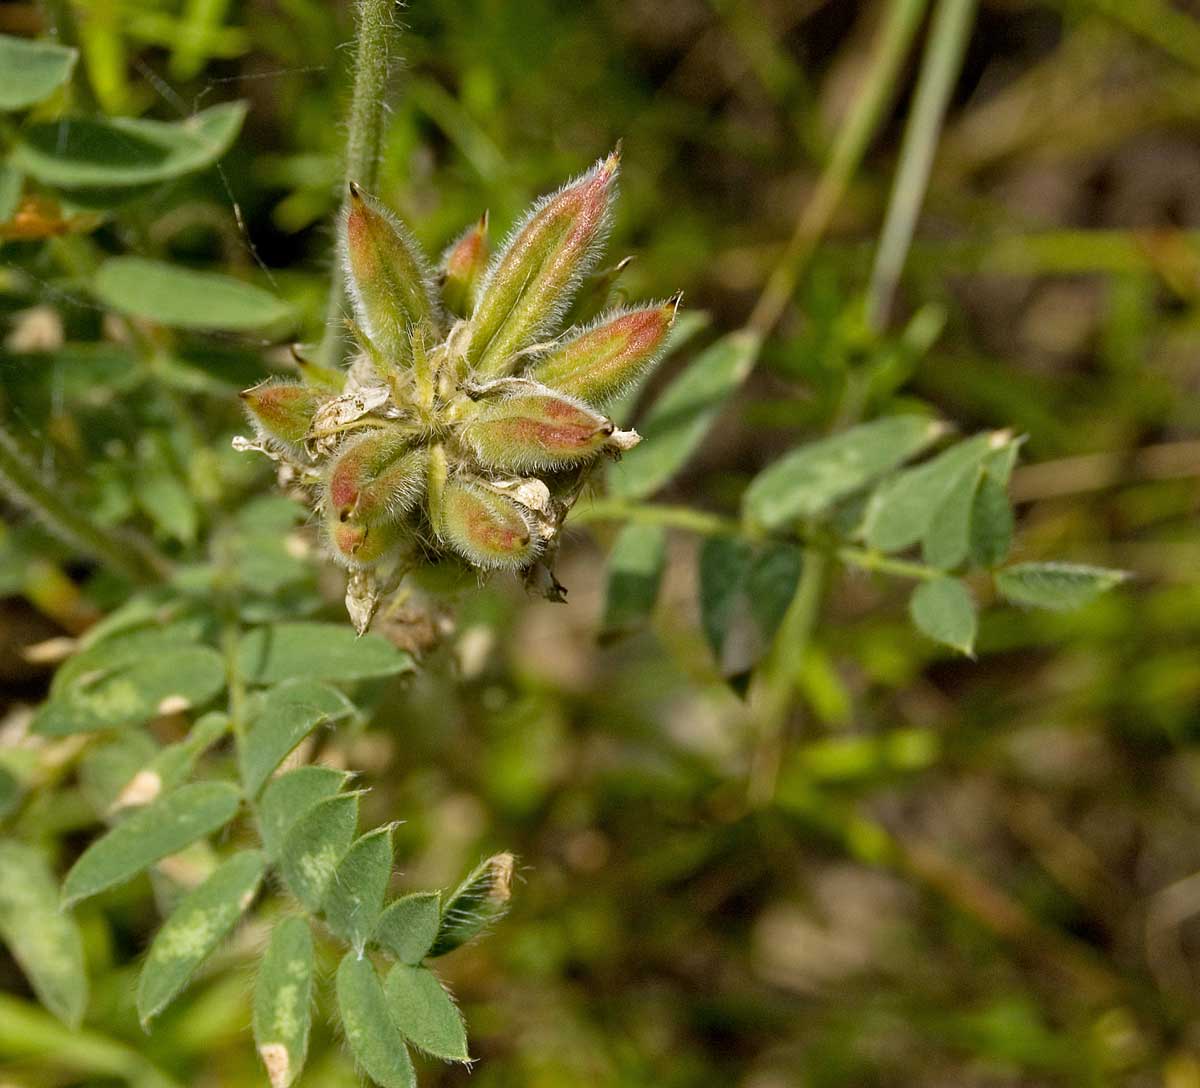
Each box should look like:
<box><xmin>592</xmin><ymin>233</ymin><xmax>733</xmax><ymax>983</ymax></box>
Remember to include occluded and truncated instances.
<box><xmin>1</xmin><ymin>0</ymin><xmax>1197</xmax><ymax>1084</ymax></box>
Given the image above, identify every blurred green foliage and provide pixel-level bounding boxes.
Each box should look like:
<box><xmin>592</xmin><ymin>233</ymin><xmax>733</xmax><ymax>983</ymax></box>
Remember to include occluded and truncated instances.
<box><xmin>2</xmin><ymin>0</ymin><xmax>1200</xmax><ymax>1085</ymax></box>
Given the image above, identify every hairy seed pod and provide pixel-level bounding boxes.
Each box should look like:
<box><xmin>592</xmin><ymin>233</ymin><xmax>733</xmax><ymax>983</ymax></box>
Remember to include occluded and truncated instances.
<box><xmin>326</xmin><ymin>428</ymin><xmax>427</xmax><ymax>524</ymax></box>
<box><xmin>441</xmin><ymin>212</ymin><xmax>489</xmax><ymax>318</ymax></box>
<box><xmin>435</xmin><ymin>478</ymin><xmax>537</xmax><ymax>569</ymax></box>
<box><xmin>343</xmin><ymin>183</ymin><xmax>439</xmax><ymax>366</ymax></box>
<box><xmin>467</xmin><ymin>150</ymin><xmax>619</xmax><ymax>377</ymax></box>
<box><xmin>462</xmin><ymin>392</ymin><xmax>616</xmax><ymax>472</ymax></box>
<box><xmin>429</xmin><ymin>853</ymin><xmax>515</xmax><ymax>957</ymax></box>
<box><xmin>326</xmin><ymin>509</ymin><xmax>406</xmax><ymax>569</ymax></box>
<box><xmin>529</xmin><ymin>297</ymin><xmax>678</xmax><ymax>404</ymax></box>
<box><xmin>240</xmin><ymin>380</ymin><xmax>326</xmax><ymax>446</ymax></box>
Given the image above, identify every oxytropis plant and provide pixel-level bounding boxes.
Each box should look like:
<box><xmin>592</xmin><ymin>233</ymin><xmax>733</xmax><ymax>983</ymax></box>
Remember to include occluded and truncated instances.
<box><xmin>237</xmin><ymin>149</ymin><xmax>679</xmax><ymax>632</ymax></box>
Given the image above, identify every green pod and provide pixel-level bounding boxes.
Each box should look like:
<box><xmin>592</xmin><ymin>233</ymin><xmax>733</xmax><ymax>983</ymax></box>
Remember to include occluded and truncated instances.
<box><xmin>434</xmin><ymin>478</ymin><xmax>537</xmax><ymax>569</ymax></box>
<box><xmin>343</xmin><ymin>183</ymin><xmax>439</xmax><ymax>366</ymax></box>
<box><xmin>466</xmin><ymin>151</ymin><xmax>619</xmax><ymax>377</ymax></box>
<box><xmin>440</xmin><ymin>212</ymin><xmax>489</xmax><ymax>318</ymax></box>
<box><xmin>529</xmin><ymin>297</ymin><xmax>678</xmax><ymax>404</ymax></box>
<box><xmin>326</xmin><ymin>508</ymin><xmax>407</xmax><ymax>569</ymax></box>
<box><xmin>462</xmin><ymin>392</ymin><xmax>614</xmax><ymax>472</ymax></box>
<box><xmin>325</xmin><ymin>428</ymin><xmax>427</xmax><ymax>524</ymax></box>
<box><xmin>241</xmin><ymin>380</ymin><xmax>326</xmax><ymax>446</ymax></box>
<box><xmin>429</xmin><ymin>853</ymin><xmax>514</xmax><ymax>957</ymax></box>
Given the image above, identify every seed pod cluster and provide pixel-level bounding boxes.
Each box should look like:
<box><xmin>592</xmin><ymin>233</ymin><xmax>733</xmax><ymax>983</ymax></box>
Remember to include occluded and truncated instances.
<box><xmin>237</xmin><ymin>151</ymin><xmax>680</xmax><ymax>631</ymax></box>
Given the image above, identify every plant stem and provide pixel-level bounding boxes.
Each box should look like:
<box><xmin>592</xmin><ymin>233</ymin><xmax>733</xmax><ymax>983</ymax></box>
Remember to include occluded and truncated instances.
<box><xmin>574</xmin><ymin>498</ymin><xmax>942</xmax><ymax>581</ymax></box>
<box><xmin>747</xmin><ymin>0</ymin><xmax>930</xmax><ymax>338</ymax></box>
<box><xmin>747</xmin><ymin>549</ymin><xmax>828</xmax><ymax>806</ymax></box>
<box><xmin>0</xmin><ymin>421</ymin><xmax>170</xmax><ymax>585</ymax></box>
<box><xmin>866</xmin><ymin>0</ymin><xmax>978</xmax><ymax>330</ymax></box>
<box><xmin>317</xmin><ymin>0</ymin><xmax>399</xmax><ymax>368</ymax></box>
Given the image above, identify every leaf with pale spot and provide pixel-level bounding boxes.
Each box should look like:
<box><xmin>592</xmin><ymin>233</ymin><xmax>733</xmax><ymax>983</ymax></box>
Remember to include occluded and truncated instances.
<box><xmin>336</xmin><ymin>953</ymin><xmax>416</xmax><ymax>1088</ymax></box>
<box><xmin>279</xmin><ymin>792</ymin><xmax>359</xmax><ymax>911</ymax></box>
<box><xmin>0</xmin><ymin>841</ymin><xmax>87</xmax><ymax>1026</ymax></box>
<box><xmin>323</xmin><ymin>826</ymin><xmax>393</xmax><ymax>952</ymax></box>
<box><xmin>137</xmin><ymin>850</ymin><xmax>264</xmax><ymax>1025</ymax></box>
<box><xmin>258</xmin><ymin>766</ymin><xmax>352</xmax><ymax>860</ymax></box>
<box><xmin>254</xmin><ymin>916</ymin><xmax>313</xmax><ymax>1088</ymax></box>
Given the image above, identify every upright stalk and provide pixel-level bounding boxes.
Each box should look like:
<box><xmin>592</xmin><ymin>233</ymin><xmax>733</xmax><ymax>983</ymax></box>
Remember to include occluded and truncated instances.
<box><xmin>318</xmin><ymin>0</ymin><xmax>400</xmax><ymax>367</ymax></box>
<box><xmin>0</xmin><ymin>422</ymin><xmax>170</xmax><ymax>584</ymax></box>
<box><xmin>866</xmin><ymin>0</ymin><xmax>978</xmax><ymax>330</ymax></box>
<box><xmin>747</xmin><ymin>0</ymin><xmax>930</xmax><ymax>338</ymax></box>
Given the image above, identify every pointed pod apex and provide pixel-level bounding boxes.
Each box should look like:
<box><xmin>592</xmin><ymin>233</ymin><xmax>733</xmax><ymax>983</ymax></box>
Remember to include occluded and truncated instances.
<box><xmin>601</xmin><ymin>144</ymin><xmax>621</xmax><ymax>179</ymax></box>
<box><xmin>343</xmin><ymin>187</ymin><xmax>438</xmax><ymax>366</ymax></box>
<box><xmin>428</xmin><ymin>852</ymin><xmax>517</xmax><ymax>957</ymax></box>
<box><xmin>434</xmin><ymin>478</ymin><xmax>538</xmax><ymax>570</ymax></box>
<box><xmin>466</xmin><ymin>156</ymin><xmax>620</xmax><ymax>376</ymax></box>
<box><xmin>528</xmin><ymin>298</ymin><xmax>680</xmax><ymax>405</ymax></box>
<box><xmin>441</xmin><ymin>212</ymin><xmax>491</xmax><ymax>318</ymax></box>
<box><xmin>462</xmin><ymin>392</ymin><xmax>617</xmax><ymax>472</ymax></box>
<box><xmin>241</xmin><ymin>380</ymin><xmax>326</xmax><ymax>446</ymax></box>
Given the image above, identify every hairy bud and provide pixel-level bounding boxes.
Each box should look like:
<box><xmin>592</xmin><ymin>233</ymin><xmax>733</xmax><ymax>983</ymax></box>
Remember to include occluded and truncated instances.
<box><xmin>441</xmin><ymin>212</ymin><xmax>489</xmax><ymax>318</ymax></box>
<box><xmin>237</xmin><ymin>150</ymin><xmax>678</xmax><ymax>629</ymax></box>
<box><xmin>462</xmin><ymin>392</ymin><xmax>618</xmax><ymax>472</ymax></box>
<box><xmin>325</xmin><ymin>428</ymin><xmax>428</xmax><ymax>524</ymax></box>
<box><xmin>241</xmin><ymin>380</ymin><xmax>325</xmax><ymax>446</ymax></box>
<box><xmin>529</xmin><ymin>297</ymin><xmax>678</xmax><ymax>404</ymax></box>
<box><xmin>467</xmin><ymin>150</ymin><xmax>619</xmax><ymax>377</ymax></box>
<box><xmin>428</xmin><ymin>853</ymin><xmax>515</xmax><ymax>957</ymax></box>
<box><xmin>343</xmin><ymin>183</ymin><xmax>438</xmax><ymax>365</ymax></box>
<box><xmin>434</xmin><ymin>478</ymin><xmax>537</xmax><ymax>569</ymax></box>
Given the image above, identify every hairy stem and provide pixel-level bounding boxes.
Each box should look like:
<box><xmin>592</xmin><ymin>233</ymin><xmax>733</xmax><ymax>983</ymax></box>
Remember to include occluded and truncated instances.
<box><xmin>0</xmin><ymin>421</ymin><xmax>170</xmax><ymax>585</ymax></box>
<box><xmin>866</xmin><ymin>0</ymin><xmax>978</xmax><ymax>330</ymax></box>
<box><xmin>318</xmin><ymin>0</ymin><xmax>400</xmax><ymax>367</ymax></box>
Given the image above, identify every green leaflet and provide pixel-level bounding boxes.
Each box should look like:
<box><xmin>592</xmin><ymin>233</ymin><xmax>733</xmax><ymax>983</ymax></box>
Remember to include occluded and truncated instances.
<box><xmin>93</xmin><ymin>258</ymin><xmax>292</xmax><ymax>331</ymax></box>
<box><xmin>254</xmin><ymin>917</ymin><xmax>314</xmax><ymax>1088</ymax></box>
<box><xmin>910</xmin><ymin>577</ymin><xmax>977</xmax><ymax>656</ymax></box>
<box><xmin>0</xmin><ymin>35</ymin><xmax>77</xmax><ymax>111</ymax></box>
<box><xmin>239</xmin><ymin>680</ymin><xmax>355</xmax><ymax>797</ymax></box>
<box><xmin>32</xmin><ymin>645</ymin><xmax>225</xmax><ymax>737</ymax></box>
<box><xmin>699</xmin><ymin>537</ymin><xmax>803</xmax><ymax>680</ymax></box>
<box><xmin>0</xmin><ymin>841</ymin><xmax>87</xmax><ymax>1026</ymax></box>
<box><xmin>279</xmin><ymin>792</ymin><xmax>360</xmax><ymax>911</ymax></box>
<box><xmin>374</xmin><ymin>892</ymin><xmax>441</xmax><ymax>964</ymax></box>
<box><xmin>968</xmin><ymin>470</ymin><xmax>1014</xmax><ymax>568</ymax></box>
<box><xmin>62</xmin><ymin>781</ymin><xmax>241</xmax><ymax>906</ymax></box>
<box><xmin>237</xmin><ymin>623</ymin><xmax>414</xmax><ymax>684</ymax></box>
<box><xmin>258</xmin><ymin>766</ymin><xmax>352</xmax><ymax>861</ymax></box>
<box><xmin>336</xmin><ymin>953</ymin><xmax>416</xmax><ymax>1088</ymax></box>
<box><xmin>610</xmin><ymin>329</ymin><xmax>763</xmax><ymax>499</ymax></box>
<box><xmin>12</xmin><ymin>102</ymin><xmax>246</xmax><ymax>188</ymax></box>
<box><xmin>994</xmin><ymin>562</ymin><xmax>1128</xmax><ymax>611</ymax></box>
<box><xmin>323</xmin><ymin>826</ymin><xmax>394</xmax><ymax>952</ymax></box>
<box><xmin>384</xmin><ymin>964</ymin><xmax>469</xmax><ymax>1062</ymax></box>
<box><xmin>862</xmin><ymin>433</ymin><xmax>995</xmax><ymax>553</ymax></box>
<box><xmin>137</xmin><ymin>850</ymin><xmax>265</xmax><ymax>1025</ymax></box>
<box><xmin>600</xmin><ymin>523</ymin><xmax>667</xmax><ymax>641</ymax></box>
<box><xmin>110</xmin><ymin>713</ymin><xmax>230</xmax><ymax>812</ymax></box>
<box><xmin>0</xmin><ymin>163</ymin><xmax>21</xmax><ymax>222</ymax></box>
<box><xmin>744</xmin><ymin>416</ymin><xmax>945</xmax><ymax>530</ymax></box>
